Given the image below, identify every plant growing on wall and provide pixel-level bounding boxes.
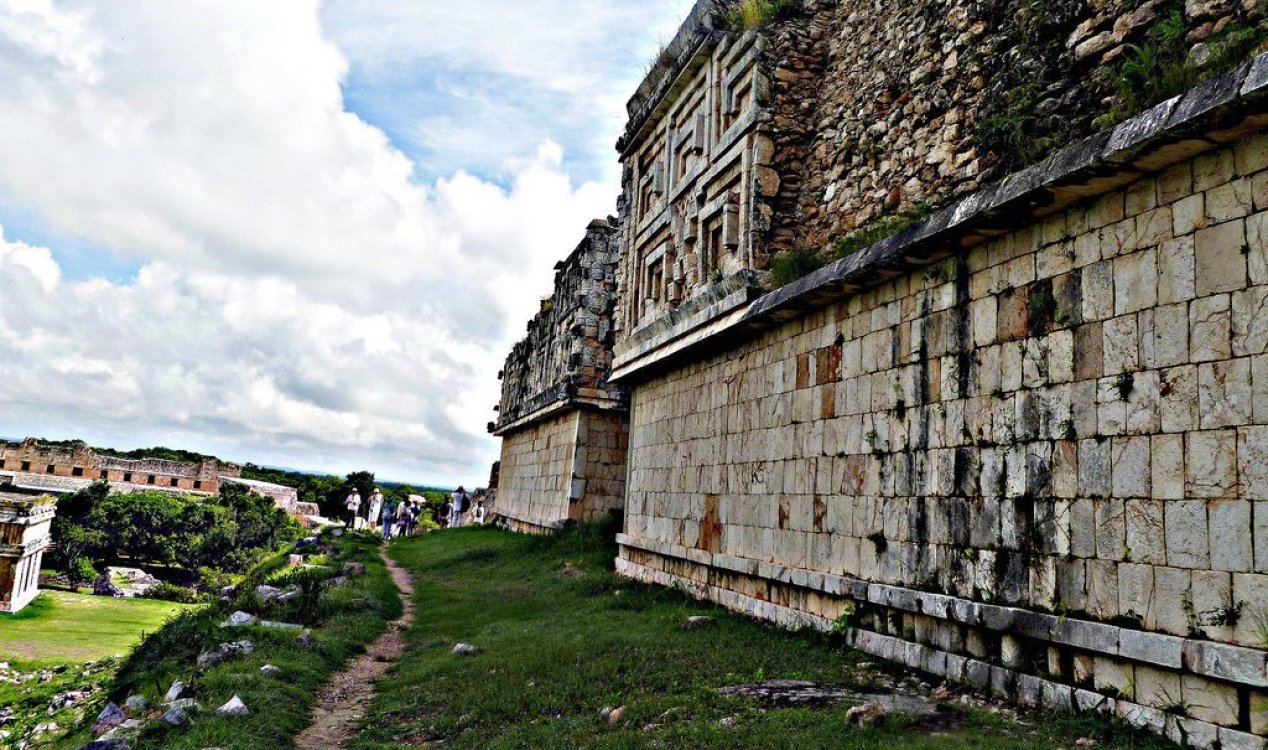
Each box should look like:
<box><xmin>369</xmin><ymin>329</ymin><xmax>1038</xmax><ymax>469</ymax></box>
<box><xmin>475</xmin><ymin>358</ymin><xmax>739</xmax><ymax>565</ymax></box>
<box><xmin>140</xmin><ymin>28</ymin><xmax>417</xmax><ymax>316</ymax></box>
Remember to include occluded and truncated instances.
<box><xmin>717</xmin><ymin>0</ymin><xmax>803</xmax><ymax>31</ymax></box>
<box><xmin>767</xmin><ymin>246</ymin><xmax>826</xmax><ymax>288</ymax></box>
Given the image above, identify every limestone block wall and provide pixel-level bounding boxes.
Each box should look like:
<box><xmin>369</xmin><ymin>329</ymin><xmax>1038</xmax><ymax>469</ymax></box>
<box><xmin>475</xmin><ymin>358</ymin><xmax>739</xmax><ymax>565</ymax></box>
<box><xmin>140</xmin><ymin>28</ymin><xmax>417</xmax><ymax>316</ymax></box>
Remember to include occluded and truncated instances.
<box><xmin>616</xmin><ymin>113</ymin><xmax>1268</xmax><ymax>744</ymax></box>
<box><xmin>496</xmin><ymin>410</ymin><xmax>628</xmax><ymax>533</ymax></box>
<box><xmin>492</xmin><ymin>219</ymin><xmax>630</xmax><ymax>533</ymax></box>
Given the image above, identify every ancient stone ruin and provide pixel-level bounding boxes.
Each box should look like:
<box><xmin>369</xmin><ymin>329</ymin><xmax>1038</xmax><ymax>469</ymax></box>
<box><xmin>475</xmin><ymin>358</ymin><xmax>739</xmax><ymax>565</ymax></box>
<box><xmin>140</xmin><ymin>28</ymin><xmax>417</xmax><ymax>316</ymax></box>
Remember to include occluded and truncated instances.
<box><xmin>490</xmin><ymin>0</ymin><xmax>1268</xmax><ymax>745</ymax></box>
<box><xmin>0</xmin><ymin>492</ymin><xmax>55</xmax><ymax>613</ymax></box>
<box><xmin>489</xmin><ymin>220</ymin><xmax>630</xmax><ymax>533</ymax></box>
<box><xmin>0</xmin><ymin>438</ymin><xmax>298</xmax><ymax>512</ymax></box>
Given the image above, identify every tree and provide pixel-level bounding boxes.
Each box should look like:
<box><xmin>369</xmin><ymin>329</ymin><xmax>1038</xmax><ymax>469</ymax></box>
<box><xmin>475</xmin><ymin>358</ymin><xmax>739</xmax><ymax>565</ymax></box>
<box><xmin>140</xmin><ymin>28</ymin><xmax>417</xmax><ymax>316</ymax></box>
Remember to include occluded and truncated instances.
<box><xmin>345</xmin><ymin>471</ymin><xmax>376</xmax><ymax>500</ymax></box>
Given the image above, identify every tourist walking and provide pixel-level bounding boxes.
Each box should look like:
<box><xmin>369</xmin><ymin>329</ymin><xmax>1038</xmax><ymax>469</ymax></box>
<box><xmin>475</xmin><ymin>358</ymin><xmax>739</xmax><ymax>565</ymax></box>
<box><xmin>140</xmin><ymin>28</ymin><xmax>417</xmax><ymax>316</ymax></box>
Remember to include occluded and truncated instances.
<box><xmin>367</xmin><ymin>489</ymin><xmax>383</xmax><ymax>533</ymax></box>
<box><xmin>437</xmin><ymin>498</ymin><xmax>451</xmax><ymax>529</ymax></box>
<box><xmin>343</xmin><ymin>488</ymin><xmax>362</xmax><ymax>529</ymax></box>
<box><xmin>403</xmin><ymin>500</ymin><xmax>420</xmax><ymax>536</ymax></box>
<box><xmin>380</xmin><ymin>496</ymin><xmax>395</xmax><ymax>540</ymax></box>
<box><xmin>450</xmin><ymin>486</ymin><xmax>469</xmax><ymax>528</ymax></box>
<box><xmin>473</xmin><ymin>499</ymin><xmax>487</xmax><ymax>525</ymax></box>
<box><xmin>393</xmin><ymin>502</ymin><xmax>408</xmax><ymax>538</ymax></box>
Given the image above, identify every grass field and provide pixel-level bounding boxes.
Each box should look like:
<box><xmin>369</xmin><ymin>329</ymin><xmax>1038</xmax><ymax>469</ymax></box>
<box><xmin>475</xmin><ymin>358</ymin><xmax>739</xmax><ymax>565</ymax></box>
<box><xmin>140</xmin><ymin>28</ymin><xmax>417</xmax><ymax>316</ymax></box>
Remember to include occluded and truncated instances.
<box><xmin>0</xmin><ymin>590</ymin><xmax>192</xmax><ymax>666</ymax></box>
<box><xmin>350</xmin><ymin>525</ymin><xmax>1173</xmax><ymax>750</ymax></box>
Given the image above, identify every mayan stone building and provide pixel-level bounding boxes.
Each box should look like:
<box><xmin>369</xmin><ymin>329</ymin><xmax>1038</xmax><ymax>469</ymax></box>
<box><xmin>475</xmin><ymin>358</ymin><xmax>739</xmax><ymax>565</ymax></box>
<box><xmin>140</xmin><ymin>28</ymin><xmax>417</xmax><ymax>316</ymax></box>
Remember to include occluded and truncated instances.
<box><xmin>0</xmin><ymin>493</ymin><xmax>55</xmax><ymax>613</ymax></box>
<box><xmin>0</xmin><ymin>438</ymin><xmax>237</xmax><ymax>495</ymax></box>
<box><xmin>490</xmin><ymin>221</ymin><xmax>630</xmax><ymax>533</ymax></box>
<box><xmin>607</xmin><ymin>0</ymin><xmax>1268</xmax><ymax>746</ymax></box>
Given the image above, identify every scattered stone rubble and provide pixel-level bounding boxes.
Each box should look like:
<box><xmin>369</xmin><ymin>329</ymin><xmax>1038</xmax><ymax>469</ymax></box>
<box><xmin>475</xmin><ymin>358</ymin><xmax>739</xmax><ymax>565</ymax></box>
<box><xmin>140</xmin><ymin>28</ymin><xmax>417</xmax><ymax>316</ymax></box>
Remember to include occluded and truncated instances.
<box><xmin>91</xmin><ymin>568</ymin><xmax>159</xmax><ymax>599</ymax></box>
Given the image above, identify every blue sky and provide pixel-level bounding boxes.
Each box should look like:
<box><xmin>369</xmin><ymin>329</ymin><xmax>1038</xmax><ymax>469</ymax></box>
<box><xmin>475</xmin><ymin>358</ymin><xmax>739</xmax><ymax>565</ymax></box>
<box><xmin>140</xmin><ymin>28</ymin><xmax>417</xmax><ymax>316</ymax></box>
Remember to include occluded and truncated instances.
<box><xmin>0</xmin><ymin>0</ymin><xmax>693</xmax><ymax>485</ymax></box>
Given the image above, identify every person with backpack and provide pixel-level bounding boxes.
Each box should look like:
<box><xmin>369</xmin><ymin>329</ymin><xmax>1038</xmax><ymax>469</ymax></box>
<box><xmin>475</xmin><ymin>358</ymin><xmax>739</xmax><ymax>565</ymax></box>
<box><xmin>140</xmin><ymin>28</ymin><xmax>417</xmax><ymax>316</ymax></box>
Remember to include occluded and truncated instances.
<box><xmin>379</xmin><ymin>495</ymin><xmax>395</xmax><ymax>540</ymax></box>
<box><xmin>450</xmin><ymin>486</ymin><xmax>469</xmax><ymax>528</ymax></box>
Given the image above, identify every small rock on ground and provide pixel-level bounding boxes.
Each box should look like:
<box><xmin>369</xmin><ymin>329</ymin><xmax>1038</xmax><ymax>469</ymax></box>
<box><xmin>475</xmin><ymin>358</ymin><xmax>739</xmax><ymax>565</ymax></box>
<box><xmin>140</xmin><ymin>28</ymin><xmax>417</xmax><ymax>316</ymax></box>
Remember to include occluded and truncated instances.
<box><xmin>846</xmin><ymin>702</ymin><xmax>888</xmax><ymax>728</ymax></box>
<box><xmin>453</xmin><ymin>642</ymin><xmax>478</xmax><ymax>656</ymax></box>
<box><xmin>686</xmin><ymin>616</ymin><xmax>715</xmax><ymax>629</ymax></box>
<box><xmin>159</xmin><ymin>706</ymin><xmax>189</xmax><ymax>726</ymax></box>
<box><xmin>216</xmin><ymin>695</ymin><xmax>250</xmax><ymax>717</ymax></box>
<box><xmin>92</xmin><ymin>703</ymin><xmax>125</xmax><ymax>734</ymax></box>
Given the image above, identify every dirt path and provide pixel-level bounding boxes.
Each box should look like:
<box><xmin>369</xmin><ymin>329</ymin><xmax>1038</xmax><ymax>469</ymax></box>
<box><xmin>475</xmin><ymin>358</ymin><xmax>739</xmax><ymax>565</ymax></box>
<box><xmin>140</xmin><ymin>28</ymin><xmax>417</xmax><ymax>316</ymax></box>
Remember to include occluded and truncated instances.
<box><xmin>295</xmin><ymin>544</ymin><xmax>415</xmax><ymax>750</ymax></box>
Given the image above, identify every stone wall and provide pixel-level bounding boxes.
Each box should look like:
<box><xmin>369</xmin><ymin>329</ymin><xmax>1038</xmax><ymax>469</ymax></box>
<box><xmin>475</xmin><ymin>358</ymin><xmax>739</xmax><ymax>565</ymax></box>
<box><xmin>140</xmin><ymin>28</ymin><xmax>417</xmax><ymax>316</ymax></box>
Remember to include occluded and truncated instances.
<box><xmin>495</xmin><ymin>410</ymin><xmax>627</xmax><ymax>534</ymax></box>
<box><xmin>0</xmin><ymin>438</ymin><xmax>235</xmax><ymax>494</ymax></box>
<box><xmin>612</xmin><ymin>57</ymin><xmax>1268</xmax><ymax>747</ymax></box>
<box><xmin>492</xmin><ymin>221</ymin><xmax>630</xmax><ymax>532</ymax></box>
<box><xmin>762</xmin><ymin>0</ymin><xmax>1268</xmax><ymax>252</ymax></box>
<box><xmin>494</xmin><ymin>220</ymin><xmax>625</xmax><ymax>427</ymax></box>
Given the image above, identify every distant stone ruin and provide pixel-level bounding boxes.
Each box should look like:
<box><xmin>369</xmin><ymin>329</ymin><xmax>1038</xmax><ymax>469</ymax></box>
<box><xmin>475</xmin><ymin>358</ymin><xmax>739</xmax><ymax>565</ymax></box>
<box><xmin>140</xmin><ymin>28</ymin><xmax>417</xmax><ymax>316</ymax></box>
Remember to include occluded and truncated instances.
<box><xmin>489</xmin><ymin>220</ymin><xmax>630</xmax><ymax>533</ymax></box>
<box><xmin>0</xmin><ymin>438</ymin><xmax>298</xmax><ymax>513</ymax></box>
<box><xmin>0</xmin><ymin>492</ymin><xmax>55</xmax><ymax>613</ymax></box>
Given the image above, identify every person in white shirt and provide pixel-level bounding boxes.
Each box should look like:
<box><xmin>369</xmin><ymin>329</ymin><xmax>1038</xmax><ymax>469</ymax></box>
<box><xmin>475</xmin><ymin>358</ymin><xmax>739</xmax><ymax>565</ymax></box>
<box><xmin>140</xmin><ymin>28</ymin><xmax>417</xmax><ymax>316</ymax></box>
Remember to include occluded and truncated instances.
<box><xmin>344</xmin><ymin>489</ymin><xmax>362</xmax><ymax>529</ymax></box>
<box><xmin>367</xmin><ymin>489</ymin><xmax>383</xmax><ymax>532</ymax></box>
<box><xmin>473</xmin><ymin>499</ymin><xmax>487</xmax><ymax>525</ymax></box>
<box><xmin>450</xmin><ymin>486</ymin><xmax>469</xmax><ymax>528</ymax></box>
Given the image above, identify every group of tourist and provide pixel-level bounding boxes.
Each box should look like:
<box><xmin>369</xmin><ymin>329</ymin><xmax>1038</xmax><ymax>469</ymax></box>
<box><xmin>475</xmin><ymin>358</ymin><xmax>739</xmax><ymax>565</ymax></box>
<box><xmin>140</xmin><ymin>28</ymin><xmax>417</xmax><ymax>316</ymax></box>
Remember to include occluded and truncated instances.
<box><xmin>434</xmin><ymin>486</ymin><xmax>485</xmax><ymax>529</ymax></box>
<box><xmin>341</xmin><ymin>485</ymin><xmax>487</xmax><ymax>539</ymax></box>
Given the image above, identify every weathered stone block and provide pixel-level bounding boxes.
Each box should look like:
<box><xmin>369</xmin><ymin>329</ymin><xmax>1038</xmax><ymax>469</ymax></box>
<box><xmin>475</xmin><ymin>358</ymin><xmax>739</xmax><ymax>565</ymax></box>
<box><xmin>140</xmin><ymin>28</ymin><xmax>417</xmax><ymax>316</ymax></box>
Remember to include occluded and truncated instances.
<box><xmin>1093</xmin><ymin>656</ymin><xmax>1134</xmax><ymax>698</ymax></box>
<box><xmin>1165</xmin><ymin>499</ymin><xmax>1210</xmax><ymax>569</ymax></box>
<box><xmin>1161</xmin><ymin>365</ymin><xmax>1201</xmax><ymax>433</ymax></box>
<box><xmin>1209</xmin><ymin>500</ymin><xmax>1253</xmax><ymax>572</ymax></box>
<box><xmin>1206</xmin><ymin>178</ymin><xmax>1254</xmax><ymax>223</ymax></box>
<box><xmin>1195</xmin><ymin>220</ymin><xmax>1249</xmax><ymax>295</ymax></box>
<box><xmin>1119</xmin><ymin>629</ymin><xmax>1183</xmax><ymax>669</ymax></box>
<box><xmin>1141</xmin><ymin>304</ymin><xmax>1190</xmax><ymax>369</ymax></box>
<box><xmin>1158</xmin><ymin>235</ymin><xmax>1198</xmax><ymax>304</ymax></box>
<box><xmin>1135</xmin><ymin>665</ymin><xmax>1182</xmax><ymax>709</ymax></box>
<box><xmin>1114</xmin><ymin>249</ymin><xmax>1158</xmax><ymax>315</ymax></box>
<box><xmin>1155</xmin><ymin>567</ymin><xmax>1193</xmax><ymax>636</ymax></box>
<box><xmin>1186</xmin><ymin>429</ymin><xmax>1238</xmax><ymax>499</ymax></box>
<box><xmin>1111</xmin><ymin>436</ymin><xmax>1151</xmax><ymax>498</ymax></box>
<box><xmin>1189</xmin><ymin>293</ymin><xmax>1233</xmax><ymax>362</ymax></box>
<box><xmin>1198</xmin><ymin>359</ymin><xmax>1253</xmax><ymax>429</ymax></box>
<box><xmin>1182</xmin><ymin>674</ymin><xmax>1241</xmax><ymax>726</ymax></box>
<box><xmin>1102</xmin><ymin>315</ymin><xmax>1140</xmax><ymax>375</ymax></box>
<box><xmin>1174</xmin><ymin>193</ymin><xmax>1208</xmax><ymax>236</ymax></box>
<box><xmin>1126</xmin><ymin>499</ymin><xmax>1167</xmax><ymax>564</ymax></box>
<box><xmin>1232</xmin><ymin>573</ymin><xmax>1268</xmax><ymax>647</ymax></box>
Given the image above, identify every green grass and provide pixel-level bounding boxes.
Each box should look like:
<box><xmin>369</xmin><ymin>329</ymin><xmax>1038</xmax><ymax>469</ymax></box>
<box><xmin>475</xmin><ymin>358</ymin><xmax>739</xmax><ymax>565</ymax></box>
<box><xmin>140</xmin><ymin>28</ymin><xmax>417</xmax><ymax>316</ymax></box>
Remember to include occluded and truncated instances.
<box><xmin>49</xmin><ymin>531</ymin><xmax>402</xmax><ymax>749</ymax></box>
<box><xmin>0</xmin><ymin>591</ymin><xmax>192</xmax><ymax>667</ymax></box>
<box><xmin>351</xmin><ymin>524</ymin><xmax>1173</xmax><ymax>750</ymax></box>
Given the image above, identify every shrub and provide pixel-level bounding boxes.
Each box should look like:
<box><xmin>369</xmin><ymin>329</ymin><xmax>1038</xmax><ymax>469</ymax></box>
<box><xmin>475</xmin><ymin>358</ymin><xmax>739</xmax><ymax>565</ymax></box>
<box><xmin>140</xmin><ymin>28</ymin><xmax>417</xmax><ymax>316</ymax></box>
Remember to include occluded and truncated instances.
<box><xmin>140</xmin><ymin>582</ymin><xmax>204</xmax><ymax>604</ymax></box>
<box><xmin>767</xmin><ymin>247</ymin><xmax>828</xmax><ymax>288</ymax></box>
<box><xmin>69</xmin><ymin>557</ymin><xmax>98</xmax><ymax>588</ymax></box>
<box><xmin>717</xmin><ymin>0</ymin><xmax>803</xmax><ymax>31</ymax></box>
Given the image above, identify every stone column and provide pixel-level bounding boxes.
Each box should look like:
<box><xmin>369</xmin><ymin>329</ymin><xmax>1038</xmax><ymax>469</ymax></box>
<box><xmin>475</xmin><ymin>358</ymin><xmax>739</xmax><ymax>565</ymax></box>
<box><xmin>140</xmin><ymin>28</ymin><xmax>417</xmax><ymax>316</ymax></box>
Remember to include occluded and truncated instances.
<box><xmin>0</xmin><ymin>493</ymin><xmax>56</xmax><ymax>613</ymax></box>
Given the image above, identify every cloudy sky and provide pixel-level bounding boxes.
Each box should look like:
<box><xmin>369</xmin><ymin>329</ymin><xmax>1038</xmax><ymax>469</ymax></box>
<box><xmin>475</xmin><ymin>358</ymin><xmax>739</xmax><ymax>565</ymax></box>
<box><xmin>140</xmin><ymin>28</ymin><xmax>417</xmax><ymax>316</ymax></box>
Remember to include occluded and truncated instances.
<box><xmin>0</xmin><ymin>0</ymin><xmax>695</xmax><ymax>486</ymax></box>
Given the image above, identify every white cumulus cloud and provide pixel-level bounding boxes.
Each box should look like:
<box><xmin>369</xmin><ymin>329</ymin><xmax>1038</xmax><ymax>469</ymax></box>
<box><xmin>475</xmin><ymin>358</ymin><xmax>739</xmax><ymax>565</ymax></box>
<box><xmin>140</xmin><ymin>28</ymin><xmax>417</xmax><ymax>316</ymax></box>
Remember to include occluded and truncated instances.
<box><xmin>0</xmin><ymin>0</ymin><xmax>671</xmax><ymax>484</ymax></box>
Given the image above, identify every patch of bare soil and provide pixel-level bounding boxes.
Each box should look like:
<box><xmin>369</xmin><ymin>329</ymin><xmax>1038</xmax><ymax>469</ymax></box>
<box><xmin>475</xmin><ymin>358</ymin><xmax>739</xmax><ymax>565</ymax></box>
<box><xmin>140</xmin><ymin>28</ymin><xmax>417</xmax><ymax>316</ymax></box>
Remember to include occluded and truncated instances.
<box><xmin>294</xmin><ymin>544</ymin><xmax>415</xmax><ymax>750</ymax></box>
